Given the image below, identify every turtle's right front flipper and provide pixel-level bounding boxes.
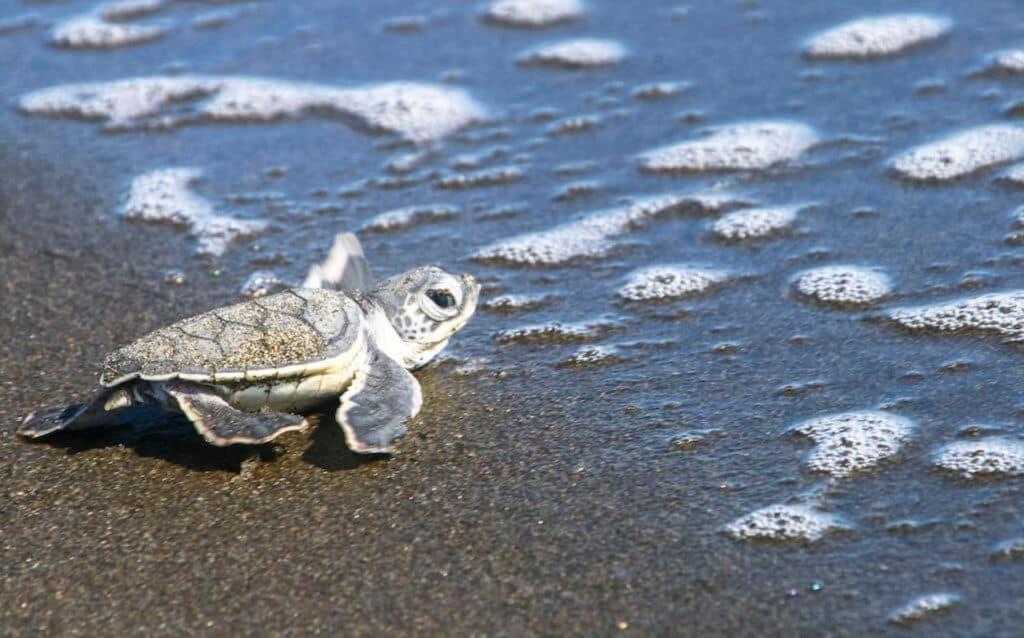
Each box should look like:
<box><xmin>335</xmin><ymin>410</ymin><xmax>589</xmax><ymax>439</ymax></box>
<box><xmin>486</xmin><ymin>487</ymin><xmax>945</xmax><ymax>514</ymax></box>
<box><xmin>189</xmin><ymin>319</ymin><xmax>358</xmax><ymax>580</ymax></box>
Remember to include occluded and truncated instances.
<box><xmin>19</xmin><ymin>387</ymin><xmax>133</xmax><ymax>438</ymax></box>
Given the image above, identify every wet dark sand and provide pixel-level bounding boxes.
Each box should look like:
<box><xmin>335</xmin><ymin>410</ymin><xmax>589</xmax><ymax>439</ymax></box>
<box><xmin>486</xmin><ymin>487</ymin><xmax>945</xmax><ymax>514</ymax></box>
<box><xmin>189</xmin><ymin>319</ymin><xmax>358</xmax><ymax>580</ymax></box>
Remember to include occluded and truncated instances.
<box><xmin>1</xmin><ymin>150</ymin><xmax>1019</xmax><ymax>637</ymax></box>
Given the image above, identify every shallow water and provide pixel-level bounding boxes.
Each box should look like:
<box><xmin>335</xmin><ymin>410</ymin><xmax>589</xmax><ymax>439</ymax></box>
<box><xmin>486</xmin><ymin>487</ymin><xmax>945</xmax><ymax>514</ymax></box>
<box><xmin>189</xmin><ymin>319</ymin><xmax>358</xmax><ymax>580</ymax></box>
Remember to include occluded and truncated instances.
<box><xmin>3</xmin><ymin>0</ymin><xmax>1024</xmax><ymax>634</ymax></box>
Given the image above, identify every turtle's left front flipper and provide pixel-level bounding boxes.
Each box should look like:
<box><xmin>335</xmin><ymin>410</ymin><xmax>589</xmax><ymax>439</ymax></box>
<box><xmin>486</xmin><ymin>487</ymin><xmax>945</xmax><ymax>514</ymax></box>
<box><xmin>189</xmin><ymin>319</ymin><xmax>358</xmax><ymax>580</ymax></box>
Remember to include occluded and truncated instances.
<box><xmin>337</xmin><ymin>351</ymin><xmax>422</xmax><ymax>454</ymax></box>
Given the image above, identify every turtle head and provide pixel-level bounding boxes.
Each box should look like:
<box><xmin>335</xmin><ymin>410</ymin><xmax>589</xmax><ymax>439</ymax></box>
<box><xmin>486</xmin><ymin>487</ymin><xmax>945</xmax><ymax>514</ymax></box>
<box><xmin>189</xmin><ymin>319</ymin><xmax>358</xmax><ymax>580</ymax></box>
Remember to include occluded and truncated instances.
<box><xmin>371</xmin><ymin>266</ymin><xmax>480</xmax><ymax>366</ymax></box>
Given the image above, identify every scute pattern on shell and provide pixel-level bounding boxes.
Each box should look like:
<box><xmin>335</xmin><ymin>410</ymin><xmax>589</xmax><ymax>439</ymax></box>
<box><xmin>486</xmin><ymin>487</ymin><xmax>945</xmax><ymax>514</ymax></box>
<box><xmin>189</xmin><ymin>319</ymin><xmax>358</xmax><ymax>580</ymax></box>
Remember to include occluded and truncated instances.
<box><xmin>102</xmin><ymin>288</ymin><xmax>361</xmax><ymax>384</ymax></box>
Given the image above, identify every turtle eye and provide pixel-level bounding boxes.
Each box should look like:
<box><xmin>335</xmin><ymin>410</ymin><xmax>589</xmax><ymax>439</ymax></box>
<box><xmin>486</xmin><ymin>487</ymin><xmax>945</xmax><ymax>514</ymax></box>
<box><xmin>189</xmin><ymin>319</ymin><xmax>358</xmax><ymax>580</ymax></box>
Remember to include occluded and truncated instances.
<box><xmin>427</xmin><ymin>289</ymin><xmax>456</xmax><ymax>309</ymax></box>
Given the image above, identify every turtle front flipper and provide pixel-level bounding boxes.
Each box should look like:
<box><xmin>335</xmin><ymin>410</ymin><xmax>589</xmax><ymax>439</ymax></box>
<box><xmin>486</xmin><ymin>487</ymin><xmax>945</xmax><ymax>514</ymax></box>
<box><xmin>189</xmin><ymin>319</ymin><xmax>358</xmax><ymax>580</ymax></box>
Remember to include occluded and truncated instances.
<box><xmin>303</xmin><ymin>232</ymin><xmax>374</xmax><ymax>292</ymax></box>
<box><xmin>336</xmin><ymin>350</ymin><xmax>422</xmax><ymax>454</ymax></box>
<box><xmin>163</xmin><ymin>382</ymin><xmax>309</xmax><ymax>446</ymax></box>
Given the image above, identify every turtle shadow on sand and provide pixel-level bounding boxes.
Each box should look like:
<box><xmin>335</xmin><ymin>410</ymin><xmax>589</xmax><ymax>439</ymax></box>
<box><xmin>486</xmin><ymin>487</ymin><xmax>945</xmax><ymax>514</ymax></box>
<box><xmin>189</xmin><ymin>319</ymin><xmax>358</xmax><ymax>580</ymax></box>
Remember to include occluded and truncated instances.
<box><xmin>36</xmin><ymin>405</ymin><xmax>383</xmax><ymax>474</ymax></box>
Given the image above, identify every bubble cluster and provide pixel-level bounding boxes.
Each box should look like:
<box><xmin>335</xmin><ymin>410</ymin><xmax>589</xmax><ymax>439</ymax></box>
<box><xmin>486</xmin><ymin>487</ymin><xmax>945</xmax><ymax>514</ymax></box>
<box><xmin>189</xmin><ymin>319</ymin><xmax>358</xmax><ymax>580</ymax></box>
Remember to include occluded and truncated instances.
<box><xmin>639</xmin><ymin>121</ymin><xmax>819</xmax><ymax>173</ymax></box>
<box><xmin>995</xmin><ymin>162</ymin><xmax>1024</xmax><ymax>187</ymax></box>
<box><xmin>436</xmin><ymin>166</ymin><xmax>524</xmax><ymax>189</ymax></box>
<box><xmin>482</xmin><ymin>293</ymin><xmax>555</xmax><ymax>312</ymax></box>
<box><xmin>711</xmin><ymin>205</ymin><xmax>799</xmax><ymax>241</ymax></box>
<box><xmin>516</xmin><ymin>38</ymin><xmax>627</xmax><ymax>69</ymax></box>
<box><xmin>888</xmin><ymin>291</ymin><xmax>1024</xmax><ymax>342</ymax></box>
<box><xmin>484</xmin><ymin>0</ymin><xmax>584</xmax><ymax>27</ymax></box>
<box><xmin>472</xmin><ymin>192</ymin><xmax>746</xmax><ymax>266</ymax></box>
<box><xmin>632</xmin><ymin>82</ymin><xmax>688</xmax><ymax>101</ymax></box>
<box><xmin>495</xmin><ymin>319</ymin><xmax>614</xmax><ymax>344</ymax></box>
<box><xmin>933</xmin><ymin>437</ymin><xmax>1024</xmax><ymax>479</ymax></box>
<box><xmin>360</xmin><ymin>205</ymin><xmax>459</xmax><ymax>232</ymax></box>
<box><xmin>991</xmin><ymin>538</ymin><xmax>1024</xmax><ymax>562</ymax></box>
<box><xmin>122</xmin><ymin>168</ymin><xmax>267</xmax><ymax>256</ymax></box>
<box><xmin>804</xmin><ymin>14</ymin><xmax>951</xmax><ymax>60</ymax></box>
<box><xmin>982</xmin><ymin>49</ymin><xmax>1024</xmax><ymax>75</ymax></box>
<box><xmin>890</xmin><ymin>125</ymin><xmax>1024</xmax><ymax>182</ymax></box>
<box><xmin>888</xmin><ymin>593</ymin><xmax>960</xmax><ymax>626</ymax></box>
<box><xmin>52</xmin><ymin>1</ymin><xmax>168</xmax><ymax>49</ymax></box>
<box><xmin>793</xmin><ymin>265</ymin><xmax>891</xmax><ymax>306</ymax></box>
<box><xmin>618</xmin><ymin>265</ymin><xmax>726</xmax><ymax>302</ymax></box>
<box><xmin>790</xmin><ymin>411</ymin><xmax>915</xmax><ymax>478</ymax></box>
<box><xmin>561</xmin><ymin>344</ymin><xmax>623</xmax><ymax>366</ymax></box>
<box><xmin>19</xmin><ymin>76</ymin><xmax>486</xmax><ymax>142</ymax></box>
<box><xmin>724</xmin><ymin>503</ymin><xmax>848</xmax><ymax>542</ymax></box>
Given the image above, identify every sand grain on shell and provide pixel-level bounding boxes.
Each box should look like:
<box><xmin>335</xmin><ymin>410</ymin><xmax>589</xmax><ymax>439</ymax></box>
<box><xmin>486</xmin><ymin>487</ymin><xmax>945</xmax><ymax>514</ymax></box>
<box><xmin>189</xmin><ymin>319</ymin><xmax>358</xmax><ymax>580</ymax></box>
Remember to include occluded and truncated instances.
<box><xmin>640</xmin><ymin>121</ymin><xmax>818</xmax><ymax>173</ymax></box>
<box><xmin>804</xmin><ymin>14</ymin><xmax>951</xmax><ymax>59</ymax></box>
<box><xmin>890</xmin><ymin>125</ymin><xmax>1024</xmax><ymax>182</ymax></box>
<box><xmin>19</xmin><ymin>75</ymin><xmax>486</xmax><ymax>143</ymax></box>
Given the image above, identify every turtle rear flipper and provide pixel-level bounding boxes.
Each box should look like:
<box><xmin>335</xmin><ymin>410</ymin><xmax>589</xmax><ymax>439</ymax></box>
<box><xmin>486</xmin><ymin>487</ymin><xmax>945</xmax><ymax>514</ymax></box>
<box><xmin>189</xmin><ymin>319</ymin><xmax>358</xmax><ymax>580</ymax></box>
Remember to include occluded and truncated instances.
<box><xmin>19</xmin><ymin>388</ymin><xmax>133</xmax><ymax>438</ymax></box>
<box><xmin>164</xmin><ymin>382</ymin><xmax>309</xmax><ymax>446</ymax></box>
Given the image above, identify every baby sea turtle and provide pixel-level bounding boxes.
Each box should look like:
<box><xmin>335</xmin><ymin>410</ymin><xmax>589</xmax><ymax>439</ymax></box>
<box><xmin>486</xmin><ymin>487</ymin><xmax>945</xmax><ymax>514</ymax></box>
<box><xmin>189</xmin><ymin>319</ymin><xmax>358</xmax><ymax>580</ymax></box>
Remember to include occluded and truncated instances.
<box><xmin>19</xmin><ymin>234</ymin><xmax>480</xmax><ymax>454</ymax></box>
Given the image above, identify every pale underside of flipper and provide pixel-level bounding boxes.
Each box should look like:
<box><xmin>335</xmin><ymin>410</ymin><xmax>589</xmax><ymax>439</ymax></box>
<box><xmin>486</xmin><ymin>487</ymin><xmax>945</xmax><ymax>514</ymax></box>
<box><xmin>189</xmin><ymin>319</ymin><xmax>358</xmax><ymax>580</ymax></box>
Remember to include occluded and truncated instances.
<box><xmin>336</xmin><ymin>349</ymin><xmax>422</xmax><ymax>454</ymax></box>
<box><xmin>164</xmin><ymin>382</ymin><xmax>309</xmax><ymax>446</ymax></box>
<box><xmin>303</xmin><ymin>232</ymin><xmax>374</xmax><ymax>293</ymax></box>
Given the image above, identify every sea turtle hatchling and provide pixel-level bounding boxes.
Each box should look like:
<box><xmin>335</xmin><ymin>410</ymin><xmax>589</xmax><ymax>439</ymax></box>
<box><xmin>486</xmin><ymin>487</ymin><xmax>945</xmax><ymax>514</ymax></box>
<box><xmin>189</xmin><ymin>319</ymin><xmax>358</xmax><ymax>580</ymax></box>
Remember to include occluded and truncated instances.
<box><xmin>19</xmin><ymin>234</ymin><xmax>480</xmax><ymax>454</ymax></box>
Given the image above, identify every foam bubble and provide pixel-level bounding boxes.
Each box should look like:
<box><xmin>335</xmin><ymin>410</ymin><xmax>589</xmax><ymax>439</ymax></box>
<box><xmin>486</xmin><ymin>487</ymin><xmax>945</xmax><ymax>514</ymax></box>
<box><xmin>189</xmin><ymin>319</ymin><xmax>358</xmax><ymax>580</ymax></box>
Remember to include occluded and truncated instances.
<box><xmin>360</xmin><ymin>204</ymin><xmax>458</xmax><ymax>232</ymax></box>
<box><xmin>888</xmin><ymin>593</ymin><xmax>960</xmax><ymax>626</ymax></box>
<box><xmin>618</xmin><ymin>265</ymin><xmax>725</xmax><ymax>302</ymax></box>
<box><xmin>632</xmin><ymin>81</ymin><xmax>689</xmax><ymax>100</ymax></box>
<box><xmin>472</xmin><ymin>191</ymin><xmax>747</xmax><ymax>266</ymax></box>
<box><xmin>561</xmin><ymin>344</ymin><xmax>623</xmax><ymax>366</ymax></box>
<box><xmin>933</xmin><ymin>437</ymin><xmax>1024</xmax><ymax>479</ymax></box>
<box><xmin>546</xmin><ymin>114</ymin><xmax>601</xmax><ymax>136</ymax></box>
<box><xmin>484</xmin><ymin>0</ymin><xmax>584</xmax><ymax>27</ymax></box>
<box><xmin>890</xmin><ymin>125</ymin><xmax>1024</xmax><ymax>182</ymax></box>
<box><xmin>996</xmin><ymin>162</ymin><xmax>1024</xmax><ymax>187</ymax></box>
<box><xmin>639</xmin><ymin>121</ymin><xmax>818</xmax><ymax>173</ymax></box>
<box><xmin>983</xmin><ymin>49</ymin><xmax>1024</xmax><ymax>75</ymax></box>
<box><xmin>712</xmin><ymin>205</ymin><xmax>799</xmax><ymax>240</ymax></box>
<box><xmin>240</xmin><ymin>271</ymin><xmax>288</xmax><ymax>298</ymax></box>
<box><xmin>991</xmin><ymin>538</ymin><xmax>1024</xmax><ymax>562</ymax></box>
<box><xmin>888</xmin><ymin>291</ymin><xmax>1024</xmax><ymax>342</ymax></box>
<box><xmin>495</xmin><ymin>319</ymin><xmax>614</xmax><ymax>344</ymax></box>
<box><xmin>19</xmin><ymin>76</ymin><xmax>486</xmax><ymax>143</ymax></box>
<box><xmin>52</xmin><ymin>13</ymin><xmax>167</xmax><ymax>48</ymax></box>
<box><xmin>436</xmin><ymin>166</ymin><xmax>524</xmax><ymax>189</ymax></box>
<box><xmin>724</xmin><ymin>503</ymin><xmax>848</xmax><ymax>542</ymax></box>
<box><xmin>804</xmin><ymin>14</ymin><xmax>951</xmax><ymax>60</ymax></box>
<box><xmin>101</xmin><ymin>0</ymin><xmax>166</xmax><ymax>20</ymax></box>
<box><xmin>790</xmin><ymin>411</ymin><xmax>914</xmax><ymax>478</ymax></box>
<box><xmin>516</xmin><ymin>38</ymin><xmax>627</xmax><ymax>69</ymax></box>
<box><xmin>793</xmin><ymin>265</ymin><xmax>891</xmax><ymax>306</ymax></box>
<box><xmin>482</xmin><ymin>293</ymin><xmax>555</xmax><ymax>312</ymax></box>
<box><xmin>123</xmin><ymin>168</ymin><xmax>267</xmax><ymax>256</ymax></box>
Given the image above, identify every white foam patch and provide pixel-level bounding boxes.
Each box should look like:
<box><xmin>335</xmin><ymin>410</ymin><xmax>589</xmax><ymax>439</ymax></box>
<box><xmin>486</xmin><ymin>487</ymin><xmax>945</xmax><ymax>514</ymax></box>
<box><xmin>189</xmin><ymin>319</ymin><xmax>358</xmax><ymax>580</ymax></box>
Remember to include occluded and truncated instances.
<box><xmin>240</xmin><ymin>270</ymin><xmax>287</xmax><ymax>298</ymax></box>
<box><xmin>485</xmin><ymin>0</ymin><xmax>584</xmax><ymax>27</ymax></box>
<box><xmin>804</xmin><ymin>14</ymin><xmax>951</xmax><ymax>59</ymax></box>
<box><xmin>933</xmin><ymin>437</ymin><xmax>1024</xmax><ymax>479</ymax></box>
<box><xmin>52</xmin><ymin>12</ymin><xmax>167</xmax><ymax>48</ymax></box>
<box><xmin>482</xmin><ymin>293</ymin><xmax>555</xmax><ymax>312</ymax></box>
<box><xmin>472</xmin><ymin>191</ymin><xmax>747</xmax><ymax>266</ymax></box>
<box><xmin>888</xmin><ymin>593</ymin><xmax>960</xmax><ymax>626</ymax></box>
<box><xmin>562</xmin><ymin>344</ymin><xmax>623</xmax><ymax>365</ymax></box>
<box><xmin>618</xmin><ymin>265</ymin><xmax>726</xmax><ymax>302</ymax></box>
<box><xmin>632</xmin><ymin>81</ymin><xmax>688</xmax><ymax>100</ymax></box>
<box><xmin>19</xmin><ymin>75</ymin><xmax>486</xmax><ymax>143</ymax></box>
<box><xmin>496</xmin><ymin>319</ymin><xmax>613</xmax><ymax>343</ymax></box>
<box><xmin>984</xmin><ymin>49</ymin><xmax>1024</xmax><ymax>74</ymax></box>
<box><xmin>712</xmin><ymin>205</ymin><xmax>799</xmax><ymax>240</ymax></box>
<box><xmin>890</xmin><ymin>125</ymin><xmax>1024</xmax><ymax>182</ymax></box>
<box><xmin>101</xmin><ymin>0</ymin><xmax>166</xmax><ymax>20</ymax></box>
<box><xmin>791</xmin><ymin>411</ymin><xmax>914</xmax><ymax>478</ymax></box>
<box><xmin>639</xmin><ymin>121</ymin><xmax>818</xmax><ymax>173</ymax></box>
<box><xmin>122</xmin><ymin>168</ymin><xmax>267</xmax><ymax>256</ymax></box>
<box><xmin>516</xmin><ymin>38</ymin><xmax>626</xmax><ymax>68</ymax></box>
<box><xmin>996</xmin><ymin>162</ymin><xmax>1024</xmax><ymax>186</ymax></box>
<box><xmin>724</xmin><ymin>503</ymin><xmax>848</xmax><ymax>542</ymax></box>
<box><xmin>436</xmin><ymin>166</ymin><xmax>524</xmax><ymax>189</ymax></box>
<box><xmin>794</xmin><ymin>265</ymin><xmax>891</xmax><ymax>306</ymax></box>
<box><xmin>888</xmin><ymin>291</ymin><xmax>1024</xmax><ymax>342</ymax></box>
<box><xmin>360</xmin><ymin>204</ymin><xmax>458</xmax><ymax>232</ymax></box>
